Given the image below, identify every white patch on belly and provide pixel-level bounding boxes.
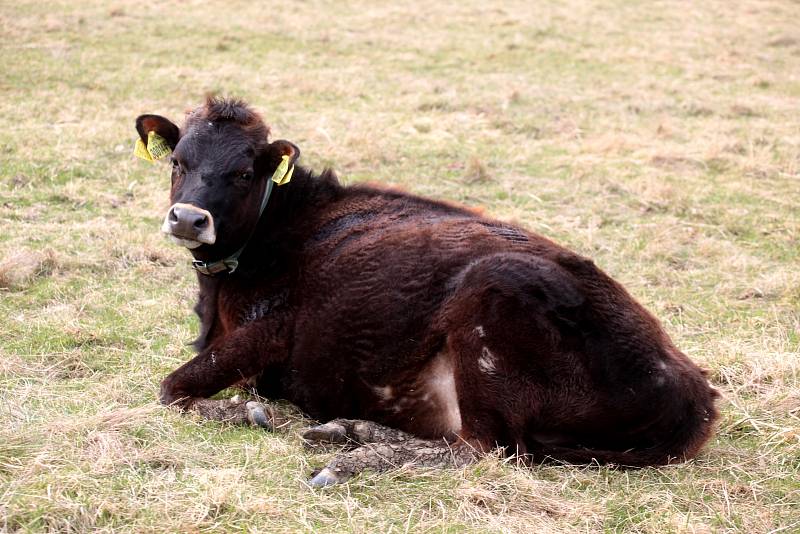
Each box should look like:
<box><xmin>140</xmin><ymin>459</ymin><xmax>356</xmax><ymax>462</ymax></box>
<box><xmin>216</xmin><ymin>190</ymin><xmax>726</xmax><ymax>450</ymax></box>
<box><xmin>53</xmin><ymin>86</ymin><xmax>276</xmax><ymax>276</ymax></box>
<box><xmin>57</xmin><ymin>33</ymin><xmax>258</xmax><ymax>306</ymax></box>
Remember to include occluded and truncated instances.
<box><xmin>478</xmin><ymin>346</ymin><xmax>496</xmax><ymax>374</ymax></box>
<box><xmin>425</xmin><ymin>351</ymin><xmax>462</xmax><ymax>434</ymax></box>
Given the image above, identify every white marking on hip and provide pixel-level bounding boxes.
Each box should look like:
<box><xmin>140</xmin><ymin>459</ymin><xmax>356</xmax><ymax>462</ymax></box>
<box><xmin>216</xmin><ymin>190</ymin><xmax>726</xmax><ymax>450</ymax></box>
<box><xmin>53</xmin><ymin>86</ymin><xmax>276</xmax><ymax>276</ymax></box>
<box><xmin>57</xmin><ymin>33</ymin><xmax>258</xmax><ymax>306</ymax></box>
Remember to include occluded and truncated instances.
<box><xmin>478</xmin><ymin>346</ymin><xmax>496</xmax><ymax>374</ymax></box>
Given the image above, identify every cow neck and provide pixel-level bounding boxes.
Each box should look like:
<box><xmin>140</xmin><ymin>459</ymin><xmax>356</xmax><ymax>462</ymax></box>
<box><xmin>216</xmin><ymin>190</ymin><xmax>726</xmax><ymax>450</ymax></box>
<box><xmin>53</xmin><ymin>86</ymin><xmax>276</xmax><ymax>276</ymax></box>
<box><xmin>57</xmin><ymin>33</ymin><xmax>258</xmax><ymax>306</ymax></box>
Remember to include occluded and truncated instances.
<box><xmin>192</xmin><ymin>273</ymin><xmax>222</xmax><ymax>351</ymax></box>
<box><xmin>191</xmin><ymin>178</ymin><xmax>275</xmax><ymax>276</ymax></box>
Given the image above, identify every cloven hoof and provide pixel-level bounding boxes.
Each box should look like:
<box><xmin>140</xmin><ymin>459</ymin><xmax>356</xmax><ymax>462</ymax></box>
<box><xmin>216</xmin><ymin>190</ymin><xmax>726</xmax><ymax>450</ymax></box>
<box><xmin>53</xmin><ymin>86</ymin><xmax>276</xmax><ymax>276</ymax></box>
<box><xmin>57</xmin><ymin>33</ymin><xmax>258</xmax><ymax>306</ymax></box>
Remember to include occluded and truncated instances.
<box><xmin>301</xmin><ymin>421</ymin><xmax>350</xmax><ymax>446</ymax></box>
<box><xmin>308</xmin><ymin>467</ymin><xmax>349</xmax><ymax>488</ymax></box>
<box><xmin>245</xmin><ymin>401</ymin><xmax>274</xmax><ymax>430</ymax></box>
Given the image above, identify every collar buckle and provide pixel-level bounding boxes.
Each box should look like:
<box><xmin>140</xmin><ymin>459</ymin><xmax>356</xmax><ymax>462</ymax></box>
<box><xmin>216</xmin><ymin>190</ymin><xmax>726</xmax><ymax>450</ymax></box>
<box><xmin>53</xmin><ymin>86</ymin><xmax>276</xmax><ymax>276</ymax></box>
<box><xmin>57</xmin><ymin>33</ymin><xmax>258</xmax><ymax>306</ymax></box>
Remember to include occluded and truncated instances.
<box><xmin>192</xmin><ymin>258</ymin><xmax>239</xmax><ymax>276</ymax></box>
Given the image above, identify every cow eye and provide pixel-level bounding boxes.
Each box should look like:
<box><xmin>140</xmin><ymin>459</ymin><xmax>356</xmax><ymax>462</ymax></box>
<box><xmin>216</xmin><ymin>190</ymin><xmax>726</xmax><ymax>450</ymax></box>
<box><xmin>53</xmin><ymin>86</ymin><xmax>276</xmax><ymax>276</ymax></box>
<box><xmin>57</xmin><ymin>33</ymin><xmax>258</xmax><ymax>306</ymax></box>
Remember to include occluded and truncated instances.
<box><xmin>240</xmin><ymin>171</ymin><xmax>253</xmax><ymax>181</ymax></box>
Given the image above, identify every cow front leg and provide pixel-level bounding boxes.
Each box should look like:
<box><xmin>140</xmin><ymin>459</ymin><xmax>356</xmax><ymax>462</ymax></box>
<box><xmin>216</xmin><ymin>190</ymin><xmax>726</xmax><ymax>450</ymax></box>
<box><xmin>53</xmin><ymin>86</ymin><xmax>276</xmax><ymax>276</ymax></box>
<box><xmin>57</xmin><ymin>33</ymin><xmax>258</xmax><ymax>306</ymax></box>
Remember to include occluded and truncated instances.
<box><xmin>159</xmin><ymin>318</ymin><xmax>288</xmax><ymax>430</ymax></box>
<box><xmin>187</xmin><ymin>398</ymin><xmax>283</xmax><ymax>430</ymax></box>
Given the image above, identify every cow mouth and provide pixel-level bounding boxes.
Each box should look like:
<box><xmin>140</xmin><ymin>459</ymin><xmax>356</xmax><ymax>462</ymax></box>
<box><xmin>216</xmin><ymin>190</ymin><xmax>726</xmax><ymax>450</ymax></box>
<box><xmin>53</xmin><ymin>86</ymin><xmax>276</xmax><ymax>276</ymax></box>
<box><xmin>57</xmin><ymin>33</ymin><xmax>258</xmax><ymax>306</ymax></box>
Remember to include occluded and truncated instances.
<box><xmin>166</xmin><ymin>234</ymin><xmax>204</xmax><ymax>249</ymax></box>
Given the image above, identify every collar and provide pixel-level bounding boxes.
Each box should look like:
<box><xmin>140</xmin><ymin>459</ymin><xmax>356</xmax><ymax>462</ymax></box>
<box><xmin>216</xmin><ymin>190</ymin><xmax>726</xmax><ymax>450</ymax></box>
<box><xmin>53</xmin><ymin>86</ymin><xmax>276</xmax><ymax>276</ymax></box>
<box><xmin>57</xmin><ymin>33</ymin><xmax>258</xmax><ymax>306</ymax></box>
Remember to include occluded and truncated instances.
<box><xmin>191</xmin><ymin>178</ymin><xmax>275</xmax><ymax>276</ymax></box>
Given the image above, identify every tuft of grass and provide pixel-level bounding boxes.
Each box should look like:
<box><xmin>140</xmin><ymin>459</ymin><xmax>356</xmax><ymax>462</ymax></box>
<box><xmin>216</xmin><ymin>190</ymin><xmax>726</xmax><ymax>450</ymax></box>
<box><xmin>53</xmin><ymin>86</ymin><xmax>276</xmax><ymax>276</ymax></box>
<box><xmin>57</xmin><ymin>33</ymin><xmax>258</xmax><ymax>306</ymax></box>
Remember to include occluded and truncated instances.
<box><xmin>1</xmin><ymin>0</ymin><xmax>799</xmax><ymax>532</ymax></box>
<box><xmin>463</xmin><ymin>156</ymin><xmax>491</xmax><ymax>184</ymax></box>
<box><xmin>0</xmin><ymin>249</ymin><xmax>57</xmax><ymax>290</ymax></box>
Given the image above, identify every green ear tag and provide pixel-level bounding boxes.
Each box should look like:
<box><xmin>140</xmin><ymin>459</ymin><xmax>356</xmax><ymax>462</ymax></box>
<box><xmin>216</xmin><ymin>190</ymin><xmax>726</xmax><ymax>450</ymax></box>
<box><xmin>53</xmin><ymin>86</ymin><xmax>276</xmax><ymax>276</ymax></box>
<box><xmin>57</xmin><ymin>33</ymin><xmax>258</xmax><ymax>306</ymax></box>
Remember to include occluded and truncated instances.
<box><xmin>271</xmin><ymin>154</ymin><xmax>294</xmax><ymax>186</ymax></box>
<box><xmin>134</xmin><ymin>137</ymin><xmax>154</xmax><ymax>162</ymax></box>
<box><xmin>146</xmin><ymin>130</ymin><xmax>172</xmax><ymax>160</ymax></box>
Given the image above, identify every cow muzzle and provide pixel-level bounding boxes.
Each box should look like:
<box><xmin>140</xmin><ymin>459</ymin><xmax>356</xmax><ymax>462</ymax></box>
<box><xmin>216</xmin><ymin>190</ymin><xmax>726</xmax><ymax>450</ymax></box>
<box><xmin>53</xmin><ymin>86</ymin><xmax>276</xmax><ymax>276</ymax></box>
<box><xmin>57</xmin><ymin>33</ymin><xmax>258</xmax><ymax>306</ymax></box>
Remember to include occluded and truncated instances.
<box><xmin>161</xmin><ymin>203</ymin><xmax>216</xmax><ymax>249</ymax></box>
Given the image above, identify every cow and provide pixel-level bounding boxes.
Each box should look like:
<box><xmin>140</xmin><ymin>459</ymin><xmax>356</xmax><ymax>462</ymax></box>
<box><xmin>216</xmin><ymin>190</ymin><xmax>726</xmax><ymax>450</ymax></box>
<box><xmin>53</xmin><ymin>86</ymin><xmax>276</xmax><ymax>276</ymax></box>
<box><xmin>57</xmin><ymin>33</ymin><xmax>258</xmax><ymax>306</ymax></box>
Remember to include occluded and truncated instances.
<box><xmin>135</xmin><ymin>97</ymin><xmax>719</xmax><ymax>487</ymax></box>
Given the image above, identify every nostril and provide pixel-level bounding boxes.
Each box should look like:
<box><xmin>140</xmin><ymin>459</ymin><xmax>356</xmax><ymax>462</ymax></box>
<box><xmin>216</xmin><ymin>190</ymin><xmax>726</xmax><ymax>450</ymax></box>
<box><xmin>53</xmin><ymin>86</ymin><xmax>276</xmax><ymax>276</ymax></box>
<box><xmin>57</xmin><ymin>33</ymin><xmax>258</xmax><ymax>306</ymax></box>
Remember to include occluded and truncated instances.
<box><xmin>193</xmin><ymin>214</ymin><xmax>208</xmax><ymax>229</ymax></box>
<box><xmin>168</xmin><ymin>208</ymin><xmax>179</xmax><ymax>223</ymax></box>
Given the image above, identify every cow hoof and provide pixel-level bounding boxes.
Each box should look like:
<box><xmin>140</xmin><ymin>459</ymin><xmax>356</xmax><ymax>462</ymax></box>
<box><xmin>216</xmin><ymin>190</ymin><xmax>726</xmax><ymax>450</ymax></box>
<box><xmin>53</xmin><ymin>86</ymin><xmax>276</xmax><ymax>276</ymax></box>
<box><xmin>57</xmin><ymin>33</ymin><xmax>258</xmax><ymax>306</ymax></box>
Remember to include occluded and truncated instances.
<box><xmin>308</xmin><ymin>467</ymin><xmax>348</xmax><ymax>487</ymax></box>
<box><xmin>301</xmin><ymin>421</ymin><xmax>349</xmax><ymax>445</ymax></box>
<box><xmin>245</xmin><ymin>401</ymin><xmax>273</xmax><ymax>430</ymax></box>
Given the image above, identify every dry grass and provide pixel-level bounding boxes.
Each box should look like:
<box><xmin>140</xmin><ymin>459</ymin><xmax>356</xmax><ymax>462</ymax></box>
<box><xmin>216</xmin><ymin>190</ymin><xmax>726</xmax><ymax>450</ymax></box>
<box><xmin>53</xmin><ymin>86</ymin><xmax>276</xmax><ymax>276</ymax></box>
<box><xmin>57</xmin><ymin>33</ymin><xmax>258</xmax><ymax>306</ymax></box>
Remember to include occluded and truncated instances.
<box><xmin>0</xmin><ymin>249</ymin><xmax>56</xmax><ymax>290</ymax></box>
<box><xmin>1</xmin><ymin>0</ymin><xmax>799</xmax><ymax>532</ymax></box>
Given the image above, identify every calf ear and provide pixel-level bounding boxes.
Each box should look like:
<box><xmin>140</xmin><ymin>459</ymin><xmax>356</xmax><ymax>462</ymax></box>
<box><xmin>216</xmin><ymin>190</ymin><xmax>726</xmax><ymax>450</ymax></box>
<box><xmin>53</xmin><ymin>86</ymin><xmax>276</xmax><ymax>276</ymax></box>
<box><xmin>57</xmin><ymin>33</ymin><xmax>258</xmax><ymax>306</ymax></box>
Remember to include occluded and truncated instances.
<box><xmin>134</xmin><ymin>114</ymin><xmax>180</xmax><ymax>152</ymax></box>
<box><xmin>261</xmin><ymin>140</ymin><xmax>300</xmax><ymax>185</ymax></box>
<box><xmin>264</xmin><ymin>139</ymin><xmax>300</xmax><ymax>166</ymax></box>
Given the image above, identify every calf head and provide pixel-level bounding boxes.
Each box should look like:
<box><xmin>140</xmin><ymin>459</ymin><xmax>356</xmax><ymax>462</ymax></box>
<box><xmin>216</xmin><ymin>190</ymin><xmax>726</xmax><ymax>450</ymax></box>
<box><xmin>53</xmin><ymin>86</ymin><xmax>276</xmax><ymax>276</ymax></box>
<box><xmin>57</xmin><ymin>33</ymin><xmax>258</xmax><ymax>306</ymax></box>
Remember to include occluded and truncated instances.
<box><xmin>135</xmin><ymin>98</ymin><xmax>299</xmax><ymax>269</ymax></box>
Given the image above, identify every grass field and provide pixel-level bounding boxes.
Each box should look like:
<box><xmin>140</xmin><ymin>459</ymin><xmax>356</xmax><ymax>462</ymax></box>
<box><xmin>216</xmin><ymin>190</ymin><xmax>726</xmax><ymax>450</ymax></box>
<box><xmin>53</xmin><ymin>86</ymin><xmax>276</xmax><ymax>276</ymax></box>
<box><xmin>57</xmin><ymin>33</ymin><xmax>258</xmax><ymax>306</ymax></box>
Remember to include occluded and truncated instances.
<box><xmin>1</xmin><ymin>0</ymin><xmax>799</xmax><ymax>532</ymax></box>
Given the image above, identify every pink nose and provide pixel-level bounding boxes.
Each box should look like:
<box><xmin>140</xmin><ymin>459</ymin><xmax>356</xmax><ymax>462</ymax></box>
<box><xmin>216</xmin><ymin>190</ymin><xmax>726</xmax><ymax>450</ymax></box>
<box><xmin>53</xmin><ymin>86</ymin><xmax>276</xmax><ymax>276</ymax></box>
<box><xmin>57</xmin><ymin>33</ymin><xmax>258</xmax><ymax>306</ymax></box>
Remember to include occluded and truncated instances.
<box><xmin>168</xmin><ymin>205</ymin><xmax>209</xmax><ymax>239</ymax></box>
<box><xmin>161</xmin><ymin>203</ymin><xmax>216</xmax><ymax>245</ymax></box>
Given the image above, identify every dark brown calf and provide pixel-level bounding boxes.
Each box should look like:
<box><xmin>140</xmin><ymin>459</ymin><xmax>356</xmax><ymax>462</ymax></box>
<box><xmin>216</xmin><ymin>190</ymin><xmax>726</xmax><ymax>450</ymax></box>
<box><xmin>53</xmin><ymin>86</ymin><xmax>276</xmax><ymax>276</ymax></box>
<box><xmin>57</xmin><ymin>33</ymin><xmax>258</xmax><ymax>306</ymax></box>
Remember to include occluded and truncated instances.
<box><xmin>135</xmin><ymin>98</ymin><xmax>718</xmax><ymax>486</ymax></box>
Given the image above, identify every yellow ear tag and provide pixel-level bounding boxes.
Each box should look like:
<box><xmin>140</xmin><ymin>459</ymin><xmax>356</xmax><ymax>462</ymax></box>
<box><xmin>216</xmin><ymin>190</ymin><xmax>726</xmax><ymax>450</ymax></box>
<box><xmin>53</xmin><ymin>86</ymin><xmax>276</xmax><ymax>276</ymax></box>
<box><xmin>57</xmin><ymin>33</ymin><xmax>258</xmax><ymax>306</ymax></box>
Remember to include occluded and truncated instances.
<box><xmin>133</xmin><ymin>137</ymin><xmax>154</xmax><ymax>162</ymax></box>
<box><xmin>275</xmin><ymin>164</ymin><xmax>294</xmax><ymax>186</ymax></box>
<box><xmin>271</xmin><ymin>154</ymin><xmax>294</xmax><ymax>186</ymax></box>
<box><xmin>146</xmin><ymin>130</ymin><xmax>172</xmax><ymax>160</ymax></box>
<box><xmin>134</xmin><ymin>130</ymin><xmax>171</xmax><ymax>162</ymax></box>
